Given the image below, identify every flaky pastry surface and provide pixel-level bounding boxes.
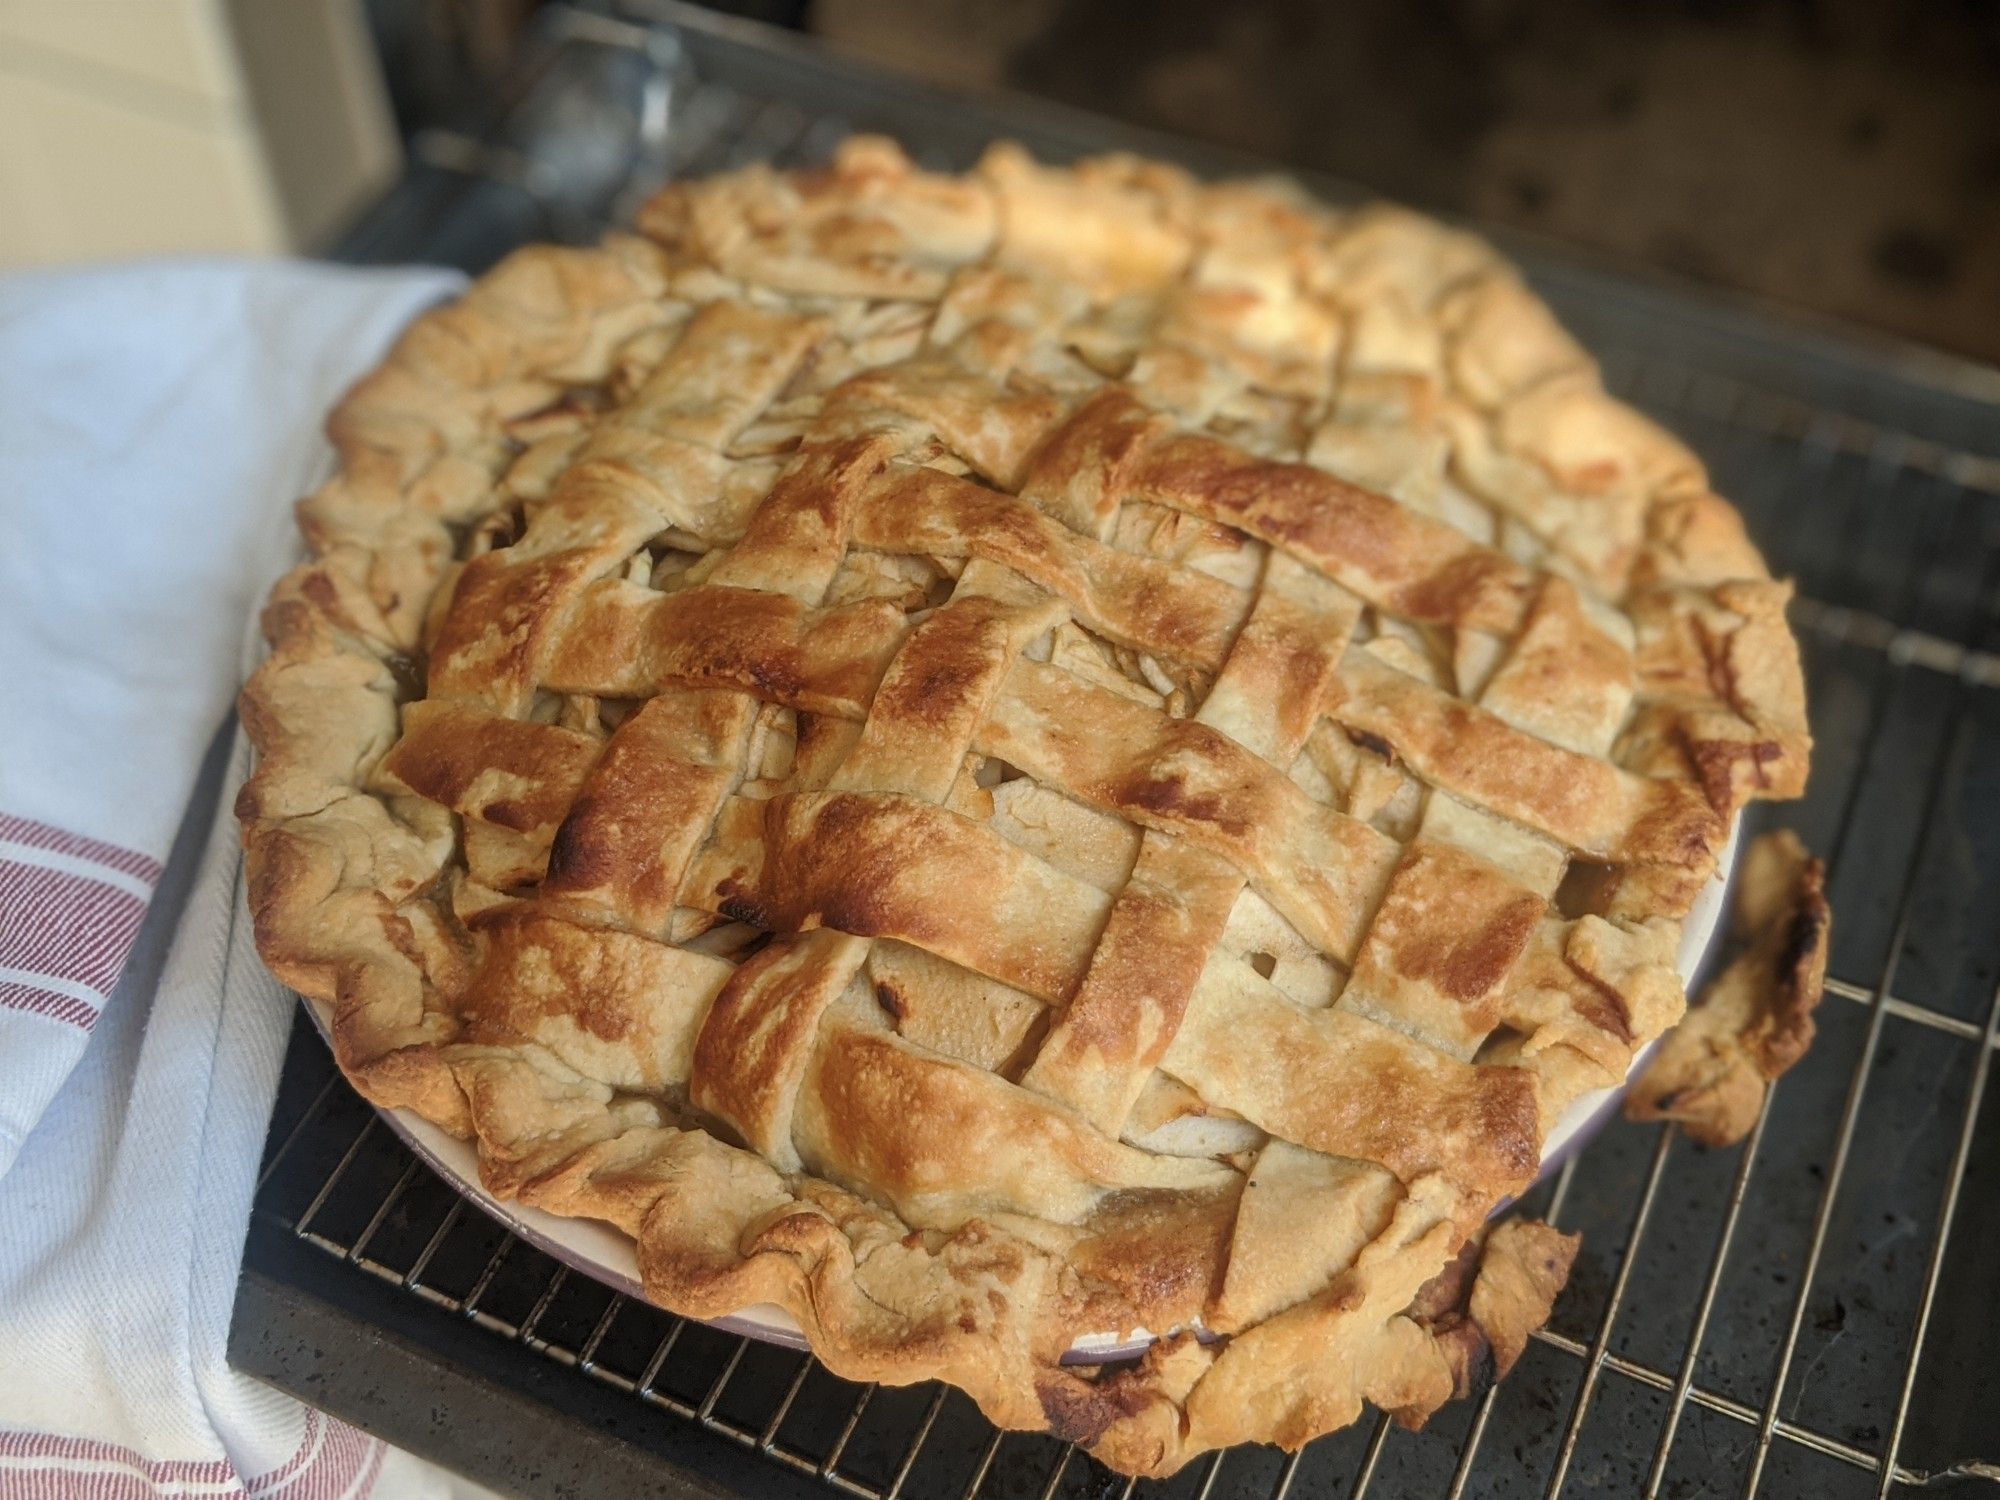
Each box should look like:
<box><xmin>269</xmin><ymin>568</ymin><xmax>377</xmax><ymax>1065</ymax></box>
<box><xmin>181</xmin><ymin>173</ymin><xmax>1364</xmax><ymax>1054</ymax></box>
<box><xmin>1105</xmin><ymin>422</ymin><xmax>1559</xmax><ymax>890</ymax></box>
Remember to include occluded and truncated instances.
<box><xmin>237</xmin><ymin>139</ymin><xmax>1811</xmax><ymax>1475</ymax></box>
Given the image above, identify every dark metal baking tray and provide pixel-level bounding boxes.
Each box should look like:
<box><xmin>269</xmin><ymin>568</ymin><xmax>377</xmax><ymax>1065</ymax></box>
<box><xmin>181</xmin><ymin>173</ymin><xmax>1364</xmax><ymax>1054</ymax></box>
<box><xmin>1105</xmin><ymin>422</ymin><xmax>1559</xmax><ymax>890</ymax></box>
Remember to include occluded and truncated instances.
<box><xmin>229</xmin><ymin>5</ymin><xmax>2000</xmax><ymax>1495</ymax></box>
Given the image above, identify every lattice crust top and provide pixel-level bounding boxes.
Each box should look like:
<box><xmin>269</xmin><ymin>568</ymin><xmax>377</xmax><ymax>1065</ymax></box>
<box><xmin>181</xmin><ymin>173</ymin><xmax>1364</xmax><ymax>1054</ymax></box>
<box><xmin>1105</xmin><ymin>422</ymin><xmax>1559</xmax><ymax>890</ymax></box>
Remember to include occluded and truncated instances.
<box><xmin>237</xmin><ymin>139</ymin><xmax>1810</xmax><ymax>1476</ymax></box>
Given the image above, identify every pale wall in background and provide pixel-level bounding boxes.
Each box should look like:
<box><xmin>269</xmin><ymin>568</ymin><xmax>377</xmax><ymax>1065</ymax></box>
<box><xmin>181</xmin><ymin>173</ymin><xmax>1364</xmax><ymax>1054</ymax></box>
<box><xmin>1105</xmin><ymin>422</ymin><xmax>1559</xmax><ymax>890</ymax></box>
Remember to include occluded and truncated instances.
<box><xmin>0</xmin><ymin>0</ymin><xmax>400</xmax><ymax>266</ymax></box>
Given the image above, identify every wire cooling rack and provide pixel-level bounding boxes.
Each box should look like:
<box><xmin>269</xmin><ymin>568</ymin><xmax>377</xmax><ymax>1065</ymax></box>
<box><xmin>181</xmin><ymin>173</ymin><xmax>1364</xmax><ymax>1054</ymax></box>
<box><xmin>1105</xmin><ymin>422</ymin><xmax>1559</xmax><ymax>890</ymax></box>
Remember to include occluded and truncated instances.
<box><xmin>229</xmin><ymin>6</ymin><xmax>2000</xmax><ymax>1496</ymax></box>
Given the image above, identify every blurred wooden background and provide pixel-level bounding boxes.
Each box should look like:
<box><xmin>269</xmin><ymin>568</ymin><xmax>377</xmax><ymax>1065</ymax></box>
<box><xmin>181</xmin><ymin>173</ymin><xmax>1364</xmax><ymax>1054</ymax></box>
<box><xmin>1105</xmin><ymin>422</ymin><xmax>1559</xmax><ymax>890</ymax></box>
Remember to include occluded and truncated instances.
<box><xmin>810</xmin><ymin>0</ymin><xmax>2000</xmax><ymax>367</ymax></box>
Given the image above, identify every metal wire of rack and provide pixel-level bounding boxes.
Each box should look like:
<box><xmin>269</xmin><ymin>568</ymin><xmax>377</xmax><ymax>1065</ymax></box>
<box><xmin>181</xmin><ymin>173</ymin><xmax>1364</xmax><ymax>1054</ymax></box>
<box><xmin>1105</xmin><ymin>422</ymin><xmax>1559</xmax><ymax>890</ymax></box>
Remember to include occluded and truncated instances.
<box><xmin>231</xmin><ymin>6</ymin><xmax>2000</xmax><ymax>1497</ymax></box>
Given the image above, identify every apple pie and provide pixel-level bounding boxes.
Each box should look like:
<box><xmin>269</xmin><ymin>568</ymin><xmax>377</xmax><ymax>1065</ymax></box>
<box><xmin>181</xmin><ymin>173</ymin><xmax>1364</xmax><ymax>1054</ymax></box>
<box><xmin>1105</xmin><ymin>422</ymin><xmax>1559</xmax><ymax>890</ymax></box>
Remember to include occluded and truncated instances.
<box><xmin>238</xmin><ymin>138</ymin><xmax>1811</xmax><ymax>1475</ymax></box>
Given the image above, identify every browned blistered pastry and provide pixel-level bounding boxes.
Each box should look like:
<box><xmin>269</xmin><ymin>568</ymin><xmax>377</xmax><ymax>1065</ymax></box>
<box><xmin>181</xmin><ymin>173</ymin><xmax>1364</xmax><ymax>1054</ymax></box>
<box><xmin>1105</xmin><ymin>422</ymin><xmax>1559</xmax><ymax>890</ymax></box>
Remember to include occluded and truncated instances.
<box><xmin>237</xmin><ymin>138</ymin><xmax>1812</xmax><ymax>1476</ymax></box>
<box><xmin>1627</xmin><ymin>829</ymin><xmax>1829</xmax><ymax>1147</ymax></box>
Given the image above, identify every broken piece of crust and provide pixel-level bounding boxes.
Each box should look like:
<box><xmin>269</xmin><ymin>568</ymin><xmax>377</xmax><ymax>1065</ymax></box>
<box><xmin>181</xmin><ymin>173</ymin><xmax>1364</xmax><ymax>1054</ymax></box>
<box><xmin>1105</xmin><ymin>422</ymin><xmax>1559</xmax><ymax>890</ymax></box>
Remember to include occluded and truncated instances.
<box><xmin>1400</xmin><ymin>1218</ymin><xmax>1581</xmax><ymax>1415</ymax></box>
<box><xmin>1626</xmin><ymin>830</ymin><xmax>1829</xmax><ymax>1146</ymax></box>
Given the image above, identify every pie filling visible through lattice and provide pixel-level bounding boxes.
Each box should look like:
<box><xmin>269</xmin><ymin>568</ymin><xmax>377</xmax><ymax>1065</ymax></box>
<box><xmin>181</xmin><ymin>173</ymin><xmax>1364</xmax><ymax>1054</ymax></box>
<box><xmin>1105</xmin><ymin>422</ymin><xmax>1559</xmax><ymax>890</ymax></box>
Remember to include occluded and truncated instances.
<box><xmin>237</xmin><ymin>139</ymin><xmax>1811</xmax><ymax>1476</ymax></box>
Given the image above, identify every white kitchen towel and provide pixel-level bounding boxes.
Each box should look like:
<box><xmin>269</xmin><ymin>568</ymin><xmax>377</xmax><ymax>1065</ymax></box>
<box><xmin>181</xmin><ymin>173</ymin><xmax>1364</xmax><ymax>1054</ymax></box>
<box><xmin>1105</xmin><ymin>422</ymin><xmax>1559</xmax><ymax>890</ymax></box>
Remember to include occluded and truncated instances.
<box><xmin>0</xmin><ymin>260</ymin><xmax>503</xmax><ymax>1498</ymax></box>
<box><xmin>0</xmin><ymin>259</ymin><xmax>457</xmax><ymax>1167</ymax></box>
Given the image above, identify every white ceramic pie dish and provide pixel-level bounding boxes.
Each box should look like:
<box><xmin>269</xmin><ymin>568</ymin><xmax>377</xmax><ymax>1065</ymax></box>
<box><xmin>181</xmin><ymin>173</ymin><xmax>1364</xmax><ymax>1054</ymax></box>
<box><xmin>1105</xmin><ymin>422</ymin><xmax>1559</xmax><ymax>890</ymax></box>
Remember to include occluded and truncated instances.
<box><xmin>292</xmin><ymin>819</ymin><xmax>1735</xmax><ymax>1362</ymax></box>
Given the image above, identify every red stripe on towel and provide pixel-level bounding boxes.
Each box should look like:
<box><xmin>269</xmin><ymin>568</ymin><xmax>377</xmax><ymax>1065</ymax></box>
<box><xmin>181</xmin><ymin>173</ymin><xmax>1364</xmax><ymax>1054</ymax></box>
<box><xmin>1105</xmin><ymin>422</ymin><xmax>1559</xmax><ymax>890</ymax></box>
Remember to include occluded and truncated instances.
<box><xmin>0</xmin><ymin>815</ymin><xmax>162</xmax><ymax>886</ymax></box>
<box><xmin>0</xmin><ymin>862</ymin><xmax>151</xmax><ymax>1024</ymax></box>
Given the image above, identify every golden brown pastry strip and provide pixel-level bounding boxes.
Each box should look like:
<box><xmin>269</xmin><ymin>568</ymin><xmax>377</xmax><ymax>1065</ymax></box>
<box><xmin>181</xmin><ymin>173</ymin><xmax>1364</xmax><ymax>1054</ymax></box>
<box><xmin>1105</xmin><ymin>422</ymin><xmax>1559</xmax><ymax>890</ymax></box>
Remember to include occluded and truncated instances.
<box><xmin>1129</xmin><ymin>431</ymin><xmax>1536</xmax><ymax>634</ymax></box>
<box><xmin>1331</xmin><ymin>649</ymin><xmax>1726</xmax><ymax>873</ymax></box>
